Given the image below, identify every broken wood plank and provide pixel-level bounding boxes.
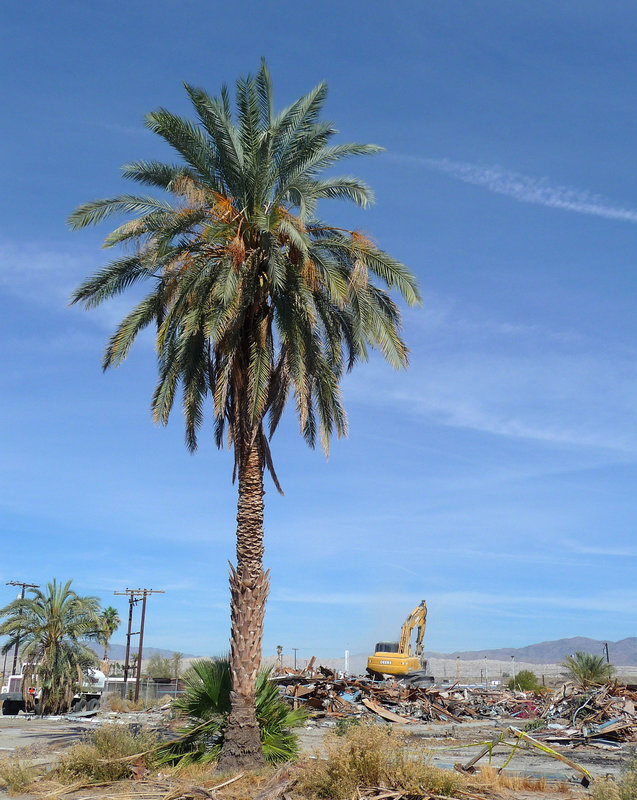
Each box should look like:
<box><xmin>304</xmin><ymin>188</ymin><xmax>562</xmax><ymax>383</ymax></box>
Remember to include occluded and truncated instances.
<box><xmin>362</xmin><ymin>697</ymin><xmax>412</xmax><ymax>723</ymax></box>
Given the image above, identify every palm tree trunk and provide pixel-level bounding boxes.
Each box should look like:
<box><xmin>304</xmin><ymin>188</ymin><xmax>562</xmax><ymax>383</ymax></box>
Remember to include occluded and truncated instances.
<box><xmin>217</xmin><ymin>435</ymin><xmax>270</xmax><ymax>771</ymax></box>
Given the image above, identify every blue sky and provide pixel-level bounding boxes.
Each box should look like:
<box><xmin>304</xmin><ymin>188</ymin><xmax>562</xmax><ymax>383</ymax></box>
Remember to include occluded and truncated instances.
<box><xmin>1</xmin><ymin>0</ymin><xmax>636</xmax><ymax>661</ymax></box>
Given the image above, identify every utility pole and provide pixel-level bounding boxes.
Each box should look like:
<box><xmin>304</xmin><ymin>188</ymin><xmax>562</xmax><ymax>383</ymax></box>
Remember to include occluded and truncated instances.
<box><xmin>456</xmin><ymin>656</ymin><xmax>460</xmax><ymax>681</ymax></box>
<box><xmin>511</xmin><ymin>654</ymin><xmax>516</xmax><ymax>688</ymax></box>
<box><xmin>5</xmin><ymin>581</ymin><xmax>39</xmax><ymax>676</ymax></box>
<box><xmin>292</xmin><ymin>648</ymin><xmax>298</xmax><ymax>670</ymax></box>
<box><xmin>114</xmin><ymin>590</ymin><xmax>139</xmax><ymax>699</ymax></box>
<box><xmin>603</xmin><ymin>642</ymin><xmax>610</xmax><ymax>663</ymax></box>
<box><xmin>114</xmin><ymin>588</ymin><xmax>164</xmax><ymax>702</ymax></box>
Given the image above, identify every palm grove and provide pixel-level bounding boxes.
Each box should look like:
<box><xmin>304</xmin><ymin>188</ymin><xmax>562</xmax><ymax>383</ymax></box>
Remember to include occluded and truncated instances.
<box><xmin>68</xmin><ymin>61</ymin><xmax>421</xmax><ymax>769</ymax></box>
<box><xmin>0</xmin><ymin>581</ymin><xmax>120</xmax><ymax>715</ymax></box>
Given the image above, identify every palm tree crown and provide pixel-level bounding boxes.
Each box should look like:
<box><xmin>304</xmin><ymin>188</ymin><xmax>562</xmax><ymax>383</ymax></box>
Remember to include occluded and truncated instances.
<box><xmin>99</xmin><ymin>605</ymin><xmax>121</xmax><ymax>661</ymax></box>
<box><xmin>0</xmin><ymin>579</ymin><xmax>101</xmax><ymax>714</ymax></box>
<box><xmin>69</xmin><ymin>59</ymin><xmax>420</xmax><ymax>476</ymax></box>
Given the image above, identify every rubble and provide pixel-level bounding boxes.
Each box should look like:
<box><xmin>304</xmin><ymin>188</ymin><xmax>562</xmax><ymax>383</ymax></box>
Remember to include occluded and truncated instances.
<box><xmin>535</xmin><ymin>681</ymin><xmax>637</xmax><ymax>747</ymax></box>
<box><xmin>272</xmin><ymin>664</ymin><xmax>542</xmax><ymax>724</ymax></box>
<box><xmin>271</xmin><ymin>665</ymin><xmax>637</xmax><ymax>746</ymax></box>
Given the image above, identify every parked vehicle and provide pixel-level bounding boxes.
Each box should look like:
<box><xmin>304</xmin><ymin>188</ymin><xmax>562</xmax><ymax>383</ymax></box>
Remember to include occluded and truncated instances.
<box><xmin>0</xmin><ymin>665</ymin><xmax>106</xmax><ymax>715</ymax></box>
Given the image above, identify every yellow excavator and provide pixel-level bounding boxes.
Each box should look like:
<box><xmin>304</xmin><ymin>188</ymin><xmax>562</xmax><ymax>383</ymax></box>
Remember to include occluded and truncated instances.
<box><xmin>366</xmin><ymin>600</ymin><xmax>434</xmax><ymax>686</ymax></box>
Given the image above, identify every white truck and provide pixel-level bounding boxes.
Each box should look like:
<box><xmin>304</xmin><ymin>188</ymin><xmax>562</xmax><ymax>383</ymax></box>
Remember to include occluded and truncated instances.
<box><xmin>0</xmin><ymin>665</ymin><xmax>106</xmax><ymax>715</ymax></box>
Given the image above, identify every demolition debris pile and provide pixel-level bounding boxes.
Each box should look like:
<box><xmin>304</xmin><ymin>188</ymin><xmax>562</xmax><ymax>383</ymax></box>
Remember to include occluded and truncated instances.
<box><xmin>272</xmin><ymin>664</ymin><xmax>637</xmax><ymax>745</ymax></box>
<box><xmin>535</xmin><ymin>682</ymin><xmax>637</xmax><ymax>747</ymax></box>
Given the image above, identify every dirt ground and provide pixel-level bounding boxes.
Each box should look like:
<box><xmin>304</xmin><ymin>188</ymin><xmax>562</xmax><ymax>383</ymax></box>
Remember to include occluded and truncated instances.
<box><xmin>0</xmin><ymin>711</ymin><xmax>631</xmax><ymax>799</ymax></box>
<box><xmin>299</xmin><ymin>716</ymin><xmax>627</xmax><ymax>781</ymax></box>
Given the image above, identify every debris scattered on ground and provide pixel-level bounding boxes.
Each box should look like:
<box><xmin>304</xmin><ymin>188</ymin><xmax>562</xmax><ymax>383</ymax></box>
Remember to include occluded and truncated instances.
<box><xmin>271</xmin><ymin>664</ymin><xmax>637</xmax><ymax>747</ymax></box>
<box><xmin>453</xmin><ymin>725</ymin><xmax>592</xmax><ymax>786</ymax></box>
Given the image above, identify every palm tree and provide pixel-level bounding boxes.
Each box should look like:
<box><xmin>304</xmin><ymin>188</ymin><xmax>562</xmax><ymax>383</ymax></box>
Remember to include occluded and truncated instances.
<box><xmin>562</xmin><ymin>651</ymin><xmax>614</xmax><ymax>687</ymax></box>
<box><xmin>172</xmin><ymin>651</ymin><xmax>184</xmax><ymax>680</ymax></box>
<box><xmin>69</xmin><ymin>60</ymin><xmax>420</xmax><ymax>768</ymax></box>
<box><xmin>0</xmin><ymin>580</ymin><xmax>101</xmax><ymax>714</ymax></box>
<box><xmin>99</xmin><ymin>605</ymin><xmax>121</xmax><ymax>661</ymax></box>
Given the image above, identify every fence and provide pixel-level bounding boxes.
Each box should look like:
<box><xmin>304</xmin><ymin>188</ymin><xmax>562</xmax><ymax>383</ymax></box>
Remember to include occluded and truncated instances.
<box><xmin>104</xmin><ymin>678</ymin><xmax>184</xmax><ymax>702</ymax></box>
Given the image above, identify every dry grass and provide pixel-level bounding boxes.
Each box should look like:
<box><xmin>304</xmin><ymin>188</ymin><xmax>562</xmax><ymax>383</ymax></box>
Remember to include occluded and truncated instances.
<box><xmin>56</xmin><ymin>724</ymin><xmax>158</xmax><ymax>783</ymax></box>
<box><xmin>591</xmin><ymin>748</ymin><xmax>637</xmax><ymax>800</ymax></box>
<box><xmin>172</xmin><ymin>766</ymin><xmax>274</xmax><ymax>800</ymax></box>
<box><xmin>104</xmin><ymin>693</ymin><xmax>158</xmax><ymax>712</ymax></box>
<box><xmin>0</xmin><ymin>754</ymin><xmax>39</xmax><ymax>795</ymax></box>
<box><xmin>592</xmin><ymin>779</ymin><xmax>623</xmax><ymax>800</ymax></box>
<box><xmin>472</xmin><ymin>764</ymin><xmax>571</xmax><ymax>794</ymax></box>
<box><xmin>296</xmin><ymin>722</ymin><xmax>464</xmax><ymax>800</ymax></box>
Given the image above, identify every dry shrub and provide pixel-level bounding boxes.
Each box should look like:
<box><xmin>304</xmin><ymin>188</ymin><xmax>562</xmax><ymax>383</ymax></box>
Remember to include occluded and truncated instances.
<box><xmin>0</xmin><ymin>756</ymin><xmax>38</xmax><ymax>795</ymax></box>
<box><xmin>57</xmin><ymin>724</ymin><xmax>157</xmax><ymax>783</ymax></box>
<box><xmin>104</xmin><ymin>693</ymin><xmax>154</xmax><ymax>712</ymax></box>
<box><xmin>296</xmin><ymin>722</ymin><xmax>463</xmax><ymax>799</ymax></box>
<box><xmin>592</xmin><ymin>779</ymin><xmax>622</xmax><ymax>800</ymax></box>
<box><xmin>592</xmin><ymin>748</ymin><xmax>637</xmax><ymax>800</ymax></box>
<box><xmin>104</xmin><ymin>692</ymin><xmax>126</xmax><ymax>712</ymax></box>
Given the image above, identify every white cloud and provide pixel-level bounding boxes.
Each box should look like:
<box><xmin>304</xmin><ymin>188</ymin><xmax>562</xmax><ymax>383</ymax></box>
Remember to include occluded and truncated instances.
<box><xmin>0</xmin><ymin>237</ymin><xmax>152</xmax><ymax>340</ymax></box>
<box><xmin>0</xmin><ymin>239</ymin><xmax>82</xmax><ymax>301</ymax></box>
<box><xmin>563</xmin><ymin>541</ymin><xmax>637</xmax><ymax>558</ymax></box>
<box><xmin>394</xmin><ymin>155</ymin><xmax>637</xmax><ymax>223</ymax></box>
<box><xmin>348</xmin><ymin>293</ymin><xmax>637</xmax><ymax>453</ymax></box>
<box><xmin>272</xmin><ymin>587</ymin><xmax>637</xmax><ymax>615</ymax></box>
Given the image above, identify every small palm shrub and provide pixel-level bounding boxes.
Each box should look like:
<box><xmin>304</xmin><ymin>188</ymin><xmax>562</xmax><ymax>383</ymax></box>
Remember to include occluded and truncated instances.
<box><xmin>562</xmin><ymin>652</ymin><xmax>614</xmax><ymax>687</ymax></box>
<box><xmin>158</xmin><ymin>658</ymin><xmax>306</xmax><ymax>765</ymax></box>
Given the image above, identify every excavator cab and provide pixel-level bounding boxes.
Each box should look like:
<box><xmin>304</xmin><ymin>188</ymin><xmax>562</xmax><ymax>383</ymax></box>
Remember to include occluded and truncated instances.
<box><xmin>373</xmin><ymin>642</ymin><xmax>400</xmax><ymax>653</ymax></box>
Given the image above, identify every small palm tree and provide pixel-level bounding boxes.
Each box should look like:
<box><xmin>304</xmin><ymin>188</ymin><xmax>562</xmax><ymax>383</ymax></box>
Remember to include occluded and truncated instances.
<box><xmin>158</xmin><ymin>658</ymin><xmax>306</xmax><ymax>765</ymax></box>
<box><xmin>99</xmin><ymin>606</ymin><xmax>121</xmax><ymax>661</ymax></box>
<box><xmin>69</xmin><ymin>60</ymin><xmax>420</xmax><ymax>768</ymax></box>
<box><xmin>562</xmin><ymin>651</ymin><xmax>614</xmax><ymax>686</ymax></box>
<box><xmin>172</xmin><ymin>652</ymin><xmax>184</xmax><ymax>680</ymax></box>
<box><xmin>0</xmin><ymin>580</ymin><xmax>101</xmax><ymax>714</ymax></box>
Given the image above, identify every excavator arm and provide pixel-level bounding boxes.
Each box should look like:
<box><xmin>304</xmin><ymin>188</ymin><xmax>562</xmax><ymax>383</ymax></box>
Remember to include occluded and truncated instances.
<box><xmin>398</xmin><ymin>600</ymin><xmax>427</xmax><ymax>663</ymax></box>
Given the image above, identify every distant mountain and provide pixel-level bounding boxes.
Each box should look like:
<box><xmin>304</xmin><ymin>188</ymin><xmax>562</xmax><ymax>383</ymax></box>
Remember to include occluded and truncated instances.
<box><xmin>91</xmin><ymin>636</ymin><xmax>637</xmax><ymax>667</ymax></box>
<box><xmin>89</xmin><ymin>643</ymin><xmax>197</xmax><ymax>661</ymax></box>
<box><xmin>426</xmin><ymin>637</ymin><xmax>637</xmax><ymax>665</ymax></box>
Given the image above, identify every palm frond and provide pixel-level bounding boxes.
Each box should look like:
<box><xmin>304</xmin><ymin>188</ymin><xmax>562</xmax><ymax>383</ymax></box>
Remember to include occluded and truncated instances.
<box><xmin>67</xmin><ymin>195</ymin><xmax>174</xmax><ymax>230</ymax></box>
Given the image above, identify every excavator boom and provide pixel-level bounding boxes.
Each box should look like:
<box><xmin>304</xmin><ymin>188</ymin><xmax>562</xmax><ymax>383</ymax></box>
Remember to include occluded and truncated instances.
<box><xmin>398</xmin><ymin>599</ymin><xmax>427</xmax><ymax>657</ymax></box>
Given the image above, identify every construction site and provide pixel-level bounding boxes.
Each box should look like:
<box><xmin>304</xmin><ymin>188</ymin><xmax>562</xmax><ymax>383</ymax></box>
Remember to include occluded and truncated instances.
<box><xmin>0</xmin><ymin>599</ymin><xmax>636</xmax><ymax>800</ymax></box>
